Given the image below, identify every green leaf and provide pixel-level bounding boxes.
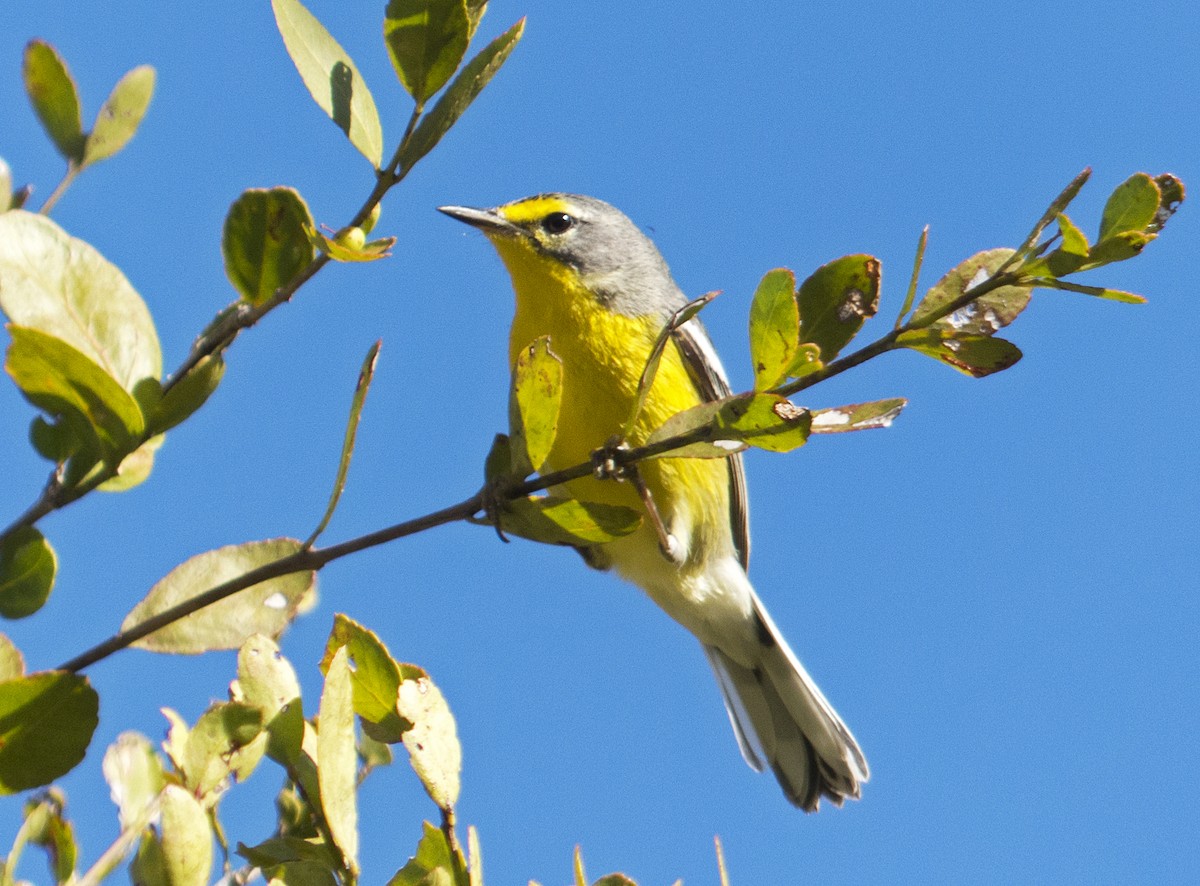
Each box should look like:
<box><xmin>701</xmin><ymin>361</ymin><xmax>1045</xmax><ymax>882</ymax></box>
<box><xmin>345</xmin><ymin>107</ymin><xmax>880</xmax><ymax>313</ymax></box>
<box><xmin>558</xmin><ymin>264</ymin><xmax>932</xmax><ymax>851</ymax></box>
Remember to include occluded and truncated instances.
<box><xmin>387</xmin><ymin>822</ymin><xmax>456</xmax><ymax>886</ymax></box>
<box><xmin>483</xmin><ymin>433</ymin><xmax>514</xmax><ymax>483</ymax></box>
<box><xmin>645</xmin><ymin>393</ymin><xmax>811</xmax><ymax>455</ymax></box>
<box><xmin>0</xmin><ymin>671</ymin><xmax>98</xmax><ymax>794</ymax></box>
<box><xmin>183</xmin><ymin>702</ymin><xmax>264</xmax><ymax>796</ymax></box>
<box><xmin>644</xmin><ymin>399</ymin><xmax>740</xmax><ymax>459</ymax></box>
<box><xmin>399</xmin><ymin>17</ymin><xmax>524</xmax><ymax>173</ymax></box>
<box><xmin>223</xmin><ymin>188</ymin><xmax>316</xmax><ymax>305</ymax></box>
<box><xmin>714</xmin><ymin>392</ymin><xmax>811</xmax><ymax>453</ymax></box>
<box><xmin>797</xmin><ymin>254</ymin><xmax>881</xmax><ymax>361</ymax></box>
<box><xmin>22</xmin><ymin>789</ymin><xmax>78</xmax><ymax>883</ymax></box>
<box><xmin>322</xmin><ymin>615</ymin><xmax>407</xmax><ymax>744</ymax></box>
<box><xmin>395</xmin><ymin>666</ymin><xmax>461</xmax><ymax>811</ymax></box>
<box><xmin>82</xmin><ymin>65</ymin><xmax>155</xmax><ymax>166</ymax></box>
<box><xmin>159</xmin><ymin>784</ymin><xmax>212</xmax><ymax>886</ymax></box>
<box><xmin>6</xmin><ymin>325</ymin><xmax>145</xmax><ymax>459</ymax></box>
<box><xmin>0</xmin><ymin>211</ymin><xmax>162</xmax><ymax>391</ymax></box>
<box><xmin>1082</xmin><ymin>230</ymin><xmax>1153</xmax><ymax>269</ymax></box>
<box><xmin>496</xmin><ymin>497</ymin><xmax>641</xmax><ymax>547</ymax></box>
<box><xmin>896</xmin><ymin>328</ymin><xmax>1023</xmax><ymax>378</ymax></box>
<box><xmin>510</xmin><ymin>336</ymin><xmax>562</xmax><ymax>474</ymax></box>
<box><xmin>307</xmin><ymin>224</ymin><xmax>395</xmax><ymax>262</ymax></box>
<box><xmin>307</xmin><ymin>343</ymin><xmax>381</xmax><ymax>548</ymax></box>
<box><xmin>592</xmin><ymin>876</ymin><xmax>638</xmax><ymax>886</ymax></box>
<box><xmin>1021</xmin><ymin>212</ymin><xmax>1091</xmax><ymax>279</ymax></box>
<box><xmin>1098</xmin><ymin>172</ymin><xmax>1160</xmax><ymax>243</ymax></box>
<box><xmin>1033</xmin><ymin>279</ymin><xmax>1146</xmax><ymax>304</ymax></box>
<box><xmin>625</xmin><ymin>291</ymin><xmax>719</xmax><ymax>439</ymax></box>
<box><xmin>235</xmin><ymin>634</ymin><xmax>302</xmax><ymax>726</ymax></box>
<box><xmin>0</xmin><ymin>525</ymin><xmax>57</xmax><ymax>618</ymax></box>
<box><xmin>271</xmin><ymin>0</ymin><xmax>385</xmax><ymax>168</ymax></box>
<box><xmin>748</xmin><ymin>268</ymin><xmax>799</xmax><ymax>390</ymax></box>
<box><xmin>150</xmin><ymin>355</ymin><xmax>225</xmax><ymax>435</ymax></box>
<box><xmin>102</xmin><ymin>732</ymin><xmax>166</xmax><ymax>828</ymax></box>
<box><xmin>912</xmin><ymin>248</ymin><xmax>1030</xmax><ymax>335</ymax></box>
<box><xmin>318</xmin><ymin>646</ymin><xmax>359</xmax><ymax>874</ymax></box>
<box><xmin>131</xmin><ymin>829</ymin><xmax>169</xmax><ymax>886</ymax></box>
<box><xmin>122</xmin><ymin>539</ymin><xmax>316</xmax><ymax>654</ymax></box>
<box><xmin>96</xmin><ymin>433</ymin><xmax>164</xmax><ymax>492</ymax></box>
<box><xmin>1010</xmin><ymin>168</ymin><xmax>1092</xmax><ymax>266</ymax></box>
<box><xmin>809</xmin><ymin>398</ymin><xmax>907</xmax><ymax>434</ymax></box>
<box><xmin>0</xmin><ymin>634</ymin><xmax>24</xmax><ymax>681</ymax></box>
<box><xmin>22</xmin><ymin>41</ymin><xmax>85</xmax><ymax>162</ymax></box>
<box><xmin>894</xmin><ymin>225</ymin><xmax>929</xmax><ymax>329</ymax></box>
<box><xmin>384</xmin><ymin>0</ymin><xmax>472</xmax><ymax>103</ymax></box>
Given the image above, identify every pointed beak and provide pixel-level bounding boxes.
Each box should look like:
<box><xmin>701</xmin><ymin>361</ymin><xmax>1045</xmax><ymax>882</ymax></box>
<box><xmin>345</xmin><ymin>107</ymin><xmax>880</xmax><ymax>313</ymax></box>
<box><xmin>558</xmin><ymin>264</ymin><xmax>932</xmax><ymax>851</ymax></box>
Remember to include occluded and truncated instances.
<box><xmin>437</xmin><ymin>204</ymin><xmax>519</xmax><ymax>236</ymax></box>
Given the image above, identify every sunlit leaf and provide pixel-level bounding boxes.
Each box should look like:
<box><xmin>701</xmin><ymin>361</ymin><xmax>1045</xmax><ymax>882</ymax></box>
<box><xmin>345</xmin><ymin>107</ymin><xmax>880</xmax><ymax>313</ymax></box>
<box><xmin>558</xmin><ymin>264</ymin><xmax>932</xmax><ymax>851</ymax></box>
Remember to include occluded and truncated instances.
<box><xmin>896</xmin><ymin>328</ymin><xmax>1023</xmax><ymax>377</ymax></box>
<box><xmin>1083</xmin><ymin>230</ymin><xmax>1153</xmax><ymax>269</ymax></box>
<box><xmin>510</xmin><ymin>336</ymin><xmax>562</xmax><ymax>474</ymax></box>
<box><xmin>495</xmin><ymin>497</ymin><xmax>641</xmax><ymax>547</ymax></box>
<box><xmin>384</xmin><ymin>0</ymin><xmax>472</xmax><ymax>103</ymax></box>
<box><xmin>122</xmin><ymin>539</ymin><xmax>315</xmax><ymax>654</ymax></box>
<box><xmin>103</xmin><ymin>732</ymin><xmax>165</xmax><ymax>829</ymax></box>
<box><xmin>0</xmin><ymin>211</ymin><xmax>162</xmax><ymax>391</ymax></box>
<box><xmin>308</xmin><ymin>225</ymin><xmax>395</xmax><ymax>262</ymax></box>
<box><xmin>322</xmin><ymin>615</ymin><xmax>406</xmax><ymax>744</ymax></box>
<box><xmin>395</xmin><ymin>666</ymin><xmax>461</xmax><ymax>810</ymax></box>
<box><xmin>1098</xmin><ymin>172</ymin><xmax>1159</xmax><ymax>243</ymax></box>
<box><xmin>809</xmin><ymin>398</ymin><xmax>907</xmax><ymax>433</ymax></box>
<box><xmin>82</xmin><ymin>65</ymin><xmax>155</xmax><ymax>166</ymax></box>
<box><xmin>0</xmin><ymin>526</ymin><xmax>56</xmax><ymax>619</ymax></box>
<box><xmin>714</xmin><ymin>392</ymin><xmax>811</xmax><ymax>452</ymax></box>
<box><xmin>0</xmin><ymin>671</ymin><xmax>98</xmax><ymax>794</ymax></box>
<box><xmin>159</xmin><ymin>784</ymin><xmax>212</xmax><ymax>886</ymax></box>
<box><xmin>271</xmin><ymin>0</ymin><xmax>385</xmax><ymax>167</ymax></box>
<box><xmin>150</xmin><ymin>355</ymin><xmax>225</xmax><ymax>435</ymax></box>
<box><xmin>748</xmin><ymin>268</ymin><xmax>799</xmax><ymax>390</ymax></box>
<box><xmin>6</xmin><ymin>325</ymin><xmax>145</xmax><ymax>459</ymax></box>
<box><xmin>626</xmin><ymin>291</ymin><xmax>719</xmax><ymax>439</ymax></box>
<box><xmin>21</xmin><ymin>789</ymin><xmax>78</xmax><ymax>883</ymax></box>
<box><xmin>318</xmin><ymin>647</ymin><xmax>359</xmax><ymax>874</ymax></box>
<box><xmin>386</xmin><ymin>821</ymin><xmax>456</xmax><ymax>886</ymax></box>
<box><xmin>307</xmin><ymin>343</ymin><xmax>381</xmax><ymax>548</ymax></box>
<box><xmin>0</xmin><ymin>634</ymin><xmax>24</xmax><ymax>681</ymax></box>
<box><xmin>912</xmin><ymin>248</ymin><xmax>1030</xmax><ymax>335</ymax></box>
<box><xmin>224</xmin><ymin>188</ymin><xmax>316</xmax><ymax>304</ymax></box>
<box><xmin>1033</xmin><ymin>279</ymin><xmax>1146</xmax><ymax>304</ymax></box>
<box><xmin>1021</xmin><ymin>213</ymin><xmax>1091</xmax><ymax>279</ymax></box>
<box><xmin>797</xmin><ymin>254</ymin><xmax>880</xmax><ymax>361</ymax></box>
<box><xmin>399</xmin><ymin>18</ymin><xmax>524</xmax><ymax>173</ymax></box>
<box><xmin>645</xmin><ymin>399</ymin><xmax>743</xmax><ymax>459</ymax></box>
<box><xmin>97</xmin><ymin>433</ymin><xmax>164</xmax><ymax>492</ymax></box>
<box><xmin>183</xmin><ymin>702</ymin><xmax>264</xmax><ymax>795</ymax></box>
<box><xmin>22</xmin><ymin>41</ymin><xmax>85</xmax><ymax>162</ymax></box>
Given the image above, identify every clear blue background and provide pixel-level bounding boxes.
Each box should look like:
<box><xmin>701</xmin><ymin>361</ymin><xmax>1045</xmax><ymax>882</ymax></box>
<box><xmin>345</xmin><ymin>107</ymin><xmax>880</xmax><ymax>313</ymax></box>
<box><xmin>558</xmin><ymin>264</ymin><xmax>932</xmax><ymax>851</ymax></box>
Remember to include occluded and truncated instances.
<box><xmin>2</xmin><ymin>2</ymin><xmax>1197</xmax><ymax>883</ymax></box>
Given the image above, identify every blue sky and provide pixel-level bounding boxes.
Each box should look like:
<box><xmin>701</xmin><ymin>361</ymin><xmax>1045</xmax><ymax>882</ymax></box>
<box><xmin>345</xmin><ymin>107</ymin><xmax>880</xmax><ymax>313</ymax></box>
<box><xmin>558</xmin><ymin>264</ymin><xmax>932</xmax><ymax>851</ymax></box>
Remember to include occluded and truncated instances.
<box><xmin>2</xmin><ymin>2</ymin><xmax>1197</xmax><ymax>883</ymax></box>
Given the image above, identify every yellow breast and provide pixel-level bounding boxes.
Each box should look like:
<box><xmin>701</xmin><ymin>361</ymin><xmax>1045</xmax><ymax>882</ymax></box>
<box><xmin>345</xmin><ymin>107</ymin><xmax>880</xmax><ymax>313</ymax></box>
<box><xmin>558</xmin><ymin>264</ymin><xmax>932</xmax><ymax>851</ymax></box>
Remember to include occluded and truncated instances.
<box><xmin>492</xmin><ymin>236</ymin><xmax>732</xmax><ymax>569</ymax></box>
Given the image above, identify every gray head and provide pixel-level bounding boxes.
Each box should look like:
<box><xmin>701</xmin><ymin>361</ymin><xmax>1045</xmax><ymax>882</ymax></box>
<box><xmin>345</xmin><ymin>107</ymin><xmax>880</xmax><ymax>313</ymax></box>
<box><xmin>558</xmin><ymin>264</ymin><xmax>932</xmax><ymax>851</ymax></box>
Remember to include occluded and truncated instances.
<box><xmin>438</xmin><ymin>193</ymin><xmax>688</xmax><ymax>318</ymax></box>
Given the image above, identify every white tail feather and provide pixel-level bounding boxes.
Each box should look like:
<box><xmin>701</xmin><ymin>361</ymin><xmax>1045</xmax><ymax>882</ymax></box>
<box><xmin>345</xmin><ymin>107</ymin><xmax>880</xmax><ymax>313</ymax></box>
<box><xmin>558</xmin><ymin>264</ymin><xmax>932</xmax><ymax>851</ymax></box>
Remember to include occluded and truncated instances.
<box><xmin>703</xmin><ymin>591</ymin><xmax>868</xmax><ymax>811</ymax></box>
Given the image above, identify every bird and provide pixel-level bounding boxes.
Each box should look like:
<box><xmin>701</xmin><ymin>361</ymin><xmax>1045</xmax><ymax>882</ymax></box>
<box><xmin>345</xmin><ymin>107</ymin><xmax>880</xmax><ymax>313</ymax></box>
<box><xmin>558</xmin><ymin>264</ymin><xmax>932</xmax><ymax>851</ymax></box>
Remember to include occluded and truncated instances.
<box><xmin>439</xmin><ymin>193</ymin><xmax>868</xmax><ymax>810</ymax></box>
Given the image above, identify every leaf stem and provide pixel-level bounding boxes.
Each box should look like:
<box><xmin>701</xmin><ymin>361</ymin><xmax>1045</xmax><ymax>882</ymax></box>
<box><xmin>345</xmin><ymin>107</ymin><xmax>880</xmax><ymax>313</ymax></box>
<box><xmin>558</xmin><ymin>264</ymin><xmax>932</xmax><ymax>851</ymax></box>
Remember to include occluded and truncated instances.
<box><xmin>38</xmin><ymin>163</ymin><xmax>80</xmax><ymax>215</ymax></box>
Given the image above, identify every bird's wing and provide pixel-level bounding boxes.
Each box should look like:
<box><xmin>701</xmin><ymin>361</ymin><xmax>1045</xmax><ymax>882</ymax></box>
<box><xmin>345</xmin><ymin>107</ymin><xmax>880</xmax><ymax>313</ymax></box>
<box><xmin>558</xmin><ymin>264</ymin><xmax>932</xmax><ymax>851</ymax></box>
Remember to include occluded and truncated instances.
<box><xmin>671</xmin><ymin>319</ymin><xmax>750</xmax><ymax>569</ymax></box>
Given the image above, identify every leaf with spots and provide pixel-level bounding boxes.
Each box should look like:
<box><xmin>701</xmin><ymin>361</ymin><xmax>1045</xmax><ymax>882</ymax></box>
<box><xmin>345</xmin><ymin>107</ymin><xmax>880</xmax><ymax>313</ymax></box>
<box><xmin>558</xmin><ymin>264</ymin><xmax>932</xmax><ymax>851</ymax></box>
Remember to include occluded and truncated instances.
<box><xmin>797</xmin><ymin>254</ymin><xmax>880</xmax><ymax>361</ymax></box>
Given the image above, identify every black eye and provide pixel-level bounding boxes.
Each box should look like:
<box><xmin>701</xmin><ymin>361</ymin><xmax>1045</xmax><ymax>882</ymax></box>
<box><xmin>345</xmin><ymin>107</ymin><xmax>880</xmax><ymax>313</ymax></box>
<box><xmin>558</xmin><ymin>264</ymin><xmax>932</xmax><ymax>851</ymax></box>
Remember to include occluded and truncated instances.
<box><xmin>541</xmin><ymin>212</ymin><xmax>575</xmax><ymax>235</ymax></box>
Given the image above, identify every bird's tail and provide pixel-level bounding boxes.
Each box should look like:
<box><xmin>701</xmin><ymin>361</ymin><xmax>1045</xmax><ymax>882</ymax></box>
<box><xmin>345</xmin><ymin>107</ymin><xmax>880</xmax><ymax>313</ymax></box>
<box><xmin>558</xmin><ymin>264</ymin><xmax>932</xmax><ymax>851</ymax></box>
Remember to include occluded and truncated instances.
<box><xmin>704</xmin><ymin>591</ymin><xmax>868</xmax><ymax>811</ymax></box>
